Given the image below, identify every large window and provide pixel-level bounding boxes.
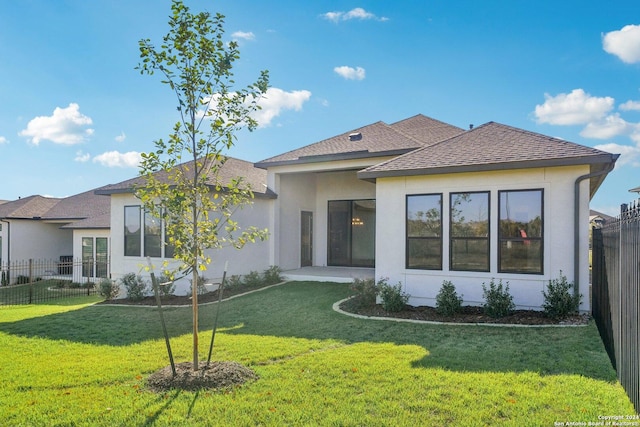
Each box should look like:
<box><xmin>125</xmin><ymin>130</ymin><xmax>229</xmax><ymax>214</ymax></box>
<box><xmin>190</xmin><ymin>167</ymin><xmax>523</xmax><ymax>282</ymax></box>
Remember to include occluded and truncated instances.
<box><xmin>124</xmin><ymin>206</ymin><xmax>174</xmax><ymax>258</ymax></box>
<box><xmin>498</xmin><ymin>189</ymin><xmax>543</xmax><ymax>274</ymax></box>
<box><xmin>328</xmin><ymin>200</ymin><xmax>375</xmax><ymax>267</ymax></box>
<box><xmin>450</xmin><ymin>192</ymin><xmax>490</xmax><ymax>271</ymax></box>
<box><xmin>124</xmin><ymin>206</ymin><xmax>141</xmax><ymax>257</ymax></box>
<box><xmin>406</xmin><ymin>194</ymin><xmax>442</xmax><ymax>269</ymax></box>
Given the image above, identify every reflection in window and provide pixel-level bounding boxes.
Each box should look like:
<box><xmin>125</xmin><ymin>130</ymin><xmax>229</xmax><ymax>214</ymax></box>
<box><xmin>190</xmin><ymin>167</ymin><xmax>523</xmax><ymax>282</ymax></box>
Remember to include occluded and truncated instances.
<box><xmin>450</xmin><ymin>192</ymin><xmax>490</xmax><ymax>271</ymax></box>
<box><xmin>499</xmin><ymin>189</ymin><xmax>543</xmax><ymax>274</ymax></box>
<box><xmin>144</xmin><ymin>211</ymin><xmax>162</xmax><ymax>257</ymax></box>
<box><xmin>124</xmin><ymin>206</ymin><xmax>141</xmax><ymax>256</ymax></box>
<box><xmin>406</xmin><ymin>194</ymin><xmax>442</xmax><ymax>269</ymax></box>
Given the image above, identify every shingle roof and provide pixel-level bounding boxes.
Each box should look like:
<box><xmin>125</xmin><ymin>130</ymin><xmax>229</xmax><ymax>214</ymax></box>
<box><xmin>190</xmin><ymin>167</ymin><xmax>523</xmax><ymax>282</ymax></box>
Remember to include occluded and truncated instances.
<box><xmin>359</xmin><ymin>121</ymin><xmax>617</xmax><ymax>178</ymax></box>
<box><xmin>255</xmin><ymin>114</ymin><xmax>464</xmax><ymax>168</ymax></box>
<box><xmin>95</xmin><ymin>156</ymin><xmax>276</xmax><ymax>198</ymax></box>
<box><xmin>0</xmin><ymin>195</ymin><xmax>61</xmax><ymax>219</ymax></box>
<box><xmin>42</xmin><ymin>189</ymin><xmax>110</xmax><ymax>223</ymax></box>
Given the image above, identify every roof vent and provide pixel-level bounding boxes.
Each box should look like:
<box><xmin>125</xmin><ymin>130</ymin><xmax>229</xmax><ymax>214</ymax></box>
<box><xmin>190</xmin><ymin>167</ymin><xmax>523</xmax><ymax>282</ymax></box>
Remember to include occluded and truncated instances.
<box><xmin>349</xmin><ymin>132</ymin><xmax>362</xmax><ymax>141</ymax></box>
<box><xmin>469</xmin><ymin>124</ymin><xmax>474</xmax><ymax>130</ymax></box>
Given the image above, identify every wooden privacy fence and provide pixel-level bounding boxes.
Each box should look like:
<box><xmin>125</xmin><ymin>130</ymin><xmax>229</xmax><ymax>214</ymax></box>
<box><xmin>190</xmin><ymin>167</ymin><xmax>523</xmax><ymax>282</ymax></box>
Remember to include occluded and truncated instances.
<box><xmin>592</xmin><ymin>198</ymin><xmax>640</xmax><ymax>414</ymax></box>
<box><xmin>0</xmin><ymin>258</ymin><xmax>109</xmax><ymax>306</ymax></box>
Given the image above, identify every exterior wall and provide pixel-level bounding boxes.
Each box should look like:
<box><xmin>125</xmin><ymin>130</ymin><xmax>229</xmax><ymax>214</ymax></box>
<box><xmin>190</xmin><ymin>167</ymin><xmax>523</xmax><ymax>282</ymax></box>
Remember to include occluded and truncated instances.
<box><xmin>5</xmin><ymin>219</ymin><xmax>72</xmax><ymax>262</ymax></box>
<box><xmin>72</xmin><ymin>229</ymin><xmax>111</xmax><ymax>280</ymax></box>
<box><xmin>375</xmin><ymin>165</ymin><xmax>592</xmax><ymax>311</ymax></box>
<box><xmin>109</xmin><ymin>193</ymin><xmax>273</xmax><ymax>296</ymax></box>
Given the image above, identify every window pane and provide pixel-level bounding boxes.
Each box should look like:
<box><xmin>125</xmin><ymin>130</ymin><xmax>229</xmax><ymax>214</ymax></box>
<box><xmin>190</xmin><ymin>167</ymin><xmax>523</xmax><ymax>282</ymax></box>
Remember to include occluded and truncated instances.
<box><xmin>82</xmin><ymin>237</ymin><xmax>94</xmax><ymax>277</ymax></box>
<box><xmin>499</xmin><ymin>190</ymin><xmax>542</xmax><ymax>238</ymax></box>
<box><xmin>407</xmin><ymin>195</ymin><xmax>441</xmax><ymax>237</ymax></box>
<box><xmin>124</xmin><ymin>206</ymin><xmax>141</xmax><ymax>257</ymax></box>
<box><xmin>499</xmin><ymin>240</ymin><xmax>542</xmax><ymax>273</ymax></box>
<box><xmin>351</xmin><ymin>200</ymin><xmax>375</xmax><ymax>267</ymax></box>
<box><xmin>451</xmin><ymin>238</ymin><xmax>489</xmax><ymax>271</ymax></box>
<box><xmin>407</xmin><ymin>239</ymin><xmax>441</xmax><ymax>269</ymax></box>
<box><xmin>96</xmin><ymin>238</ymin><xmax>108</xmax><ymax>278</ymax></box>
<box><xmin>451</xmin><ymin>193</ymin><xmax>489</xmax><ymax>237</ymax></box>
<box><xmin>144</xmin><ymin>211</ymin><xmax>162</xmax><ymax>258</ymax></box>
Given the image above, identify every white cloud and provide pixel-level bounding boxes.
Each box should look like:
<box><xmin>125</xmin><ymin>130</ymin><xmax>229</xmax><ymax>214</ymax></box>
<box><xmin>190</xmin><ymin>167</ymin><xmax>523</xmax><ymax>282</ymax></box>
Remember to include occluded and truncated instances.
<box><xmin>232</xmin><ymin>31</ymin><xmax>255</xmax><ymax>41</ymax></box>
<box><xmin>19</xmin><ymin>103</ymin><xmax>94</xmax><ymax>145</ymax></box>
<box><xmin>93</xmin><ymin>151</ymin><xmax>142</xmax><ymax>168</ymax></box>
<box><xmin>602</xmin><ymin>24</ymin><xmax>640</xmax><ymax>64</ymax></box>
<box><xmin>334</xmin><ymin>65</ymin><xmax>366</xmax><ymax>80</ymax></box>
<box><xmin>594</xmin><ymin>142</ymin><xmax>640</xmax><ymax>167</ymax></box>
<box><xmin>534</xmin><ymin>89</ymin><xmax>614</xmax><ymax>125</ymax></box>
<box><xmin>322</xmin><ymin>8</ymin><xmax>388</xmax><ymax>23</ymax></box>
<box><xmin>115</xmin><ymin>132</ymin><xmax>126</xmax><ymax>142</ymax></box>
<box><xmin>253</xmin><ymin>88</ymin><xmax>312</xmax><ymax>127</ymax></box>
<box><xmin>620</xmin><ymin>100</ymin><xmax>640</xmax><ymax>111</ymax></box>
<box><xmin>74</xmin><ymin>151</ymin><xmax>91</xmax><ymax>163</ymax></box>
<box><xmin>580</xmin><ymin>113</ymin><xmax>637</xmax><ymax>139</ymax></box>
<box><xmin>0</xmin><ymin>136</ymin><xmax>8</xmax><ymax>144</ymax></box>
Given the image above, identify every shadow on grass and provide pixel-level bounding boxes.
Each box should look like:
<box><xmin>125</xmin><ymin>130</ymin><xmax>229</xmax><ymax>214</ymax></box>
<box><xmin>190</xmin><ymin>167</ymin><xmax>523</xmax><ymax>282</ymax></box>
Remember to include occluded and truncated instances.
<box><xmin>0</xmin><ymin>281</ymin><xmax>616</xmax><ymax>381</ymax></box>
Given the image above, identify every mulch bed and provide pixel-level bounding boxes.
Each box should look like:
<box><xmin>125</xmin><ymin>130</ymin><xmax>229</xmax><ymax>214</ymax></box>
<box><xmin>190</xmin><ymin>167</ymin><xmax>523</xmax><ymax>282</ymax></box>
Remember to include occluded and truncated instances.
<box><xmin>99</xmin><ymin>284</ymin><xmax>269</xmax><ymax>306</ymax></box>
<box><xmin>146</xmin><ymin>361</ymin><xmax>259</xmax><ymax>392</ymax></box>
<box><xmin>340</xmin><ymin>300</ymin><xmax>590</xmax><ymax>326</ymax></box>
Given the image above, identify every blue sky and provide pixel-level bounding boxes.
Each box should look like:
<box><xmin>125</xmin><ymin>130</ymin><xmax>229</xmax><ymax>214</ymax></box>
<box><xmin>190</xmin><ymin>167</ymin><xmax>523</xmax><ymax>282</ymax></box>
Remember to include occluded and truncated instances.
<box><xmin>1</xmin><ymin>1</ymin><xmax>639</xmax><ymax>215</ymax></box>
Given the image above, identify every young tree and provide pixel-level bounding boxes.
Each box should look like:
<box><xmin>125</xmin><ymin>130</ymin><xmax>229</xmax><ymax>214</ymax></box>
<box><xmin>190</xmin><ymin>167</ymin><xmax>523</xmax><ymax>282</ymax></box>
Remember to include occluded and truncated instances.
<box><xmin>136</xmin><ymin>0</ymin><xmax>269</xmax><ymax>371</ymax></box>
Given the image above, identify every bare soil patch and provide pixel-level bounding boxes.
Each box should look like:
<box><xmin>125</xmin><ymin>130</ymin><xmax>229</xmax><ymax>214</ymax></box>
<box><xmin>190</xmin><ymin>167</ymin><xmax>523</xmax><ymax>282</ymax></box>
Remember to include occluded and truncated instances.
<box><xmin>146</xmin><ymin>361</ymin><xmax>258</xmax><ymax>392</ymax></box>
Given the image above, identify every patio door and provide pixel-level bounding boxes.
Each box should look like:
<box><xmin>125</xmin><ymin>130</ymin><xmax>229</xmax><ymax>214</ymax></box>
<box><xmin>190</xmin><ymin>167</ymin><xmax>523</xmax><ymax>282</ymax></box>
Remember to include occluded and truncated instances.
<box><xmin>328</xmin><ymin>200</ymin><xmax>375</xmax><ymax>267</ymax></box>
<box><xmin>301</xmin><ymin>211</ymin><xmax>313</xmax><ymax>267</ymax></box>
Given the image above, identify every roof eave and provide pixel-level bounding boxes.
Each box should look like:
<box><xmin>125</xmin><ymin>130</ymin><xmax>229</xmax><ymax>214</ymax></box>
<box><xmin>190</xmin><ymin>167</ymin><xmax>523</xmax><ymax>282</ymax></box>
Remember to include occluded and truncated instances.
<box><xmin>255</xmin><ymin>148</ymin><xmax>416</xmax><ymax>169</ymax></box>
<box><xmin>357</xmin><ymin>154</ymin><xmax>618</xmax><ymax>181</ymax></box>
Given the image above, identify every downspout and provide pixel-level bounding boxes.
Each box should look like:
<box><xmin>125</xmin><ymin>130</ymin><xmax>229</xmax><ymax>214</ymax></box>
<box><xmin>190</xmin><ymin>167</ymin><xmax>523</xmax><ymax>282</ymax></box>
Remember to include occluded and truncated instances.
<box><xmin>573</xmin><ymin>160</ymin><xmax>616</xmax><ymax>303</ymax></box>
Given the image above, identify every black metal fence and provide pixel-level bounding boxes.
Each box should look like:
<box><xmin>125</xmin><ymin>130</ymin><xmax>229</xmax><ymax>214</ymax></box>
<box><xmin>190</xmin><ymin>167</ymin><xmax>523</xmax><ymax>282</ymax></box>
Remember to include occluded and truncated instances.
<box><xmin>0</xmin><ymin>258</ymin><xmax>108</xmax><ymax>306</ymax></box>
<box><xmin>592</xmin><ymin>198</ymin><xmax>640</xmax><ymax>414</ymax></box>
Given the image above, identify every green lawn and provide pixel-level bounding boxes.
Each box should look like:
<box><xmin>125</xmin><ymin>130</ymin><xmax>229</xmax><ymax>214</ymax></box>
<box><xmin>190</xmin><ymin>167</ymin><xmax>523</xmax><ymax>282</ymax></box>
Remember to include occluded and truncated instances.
<box><xmin>0</xmin><ymin>281</ymin><xmax>634</xmax><ymax>426</ymax></box>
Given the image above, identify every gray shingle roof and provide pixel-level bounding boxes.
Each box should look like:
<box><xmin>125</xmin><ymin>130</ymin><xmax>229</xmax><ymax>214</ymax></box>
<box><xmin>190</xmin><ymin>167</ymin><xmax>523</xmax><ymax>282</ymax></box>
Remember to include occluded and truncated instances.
<box><xmin>0</xmin><ymin>195</ymin><xmax>61</xmax><ymax>219</ymax></box>
<box><xmin>255</xmin><ymin>114</ymin><xmax>464</xmax><ymax>168</ymax></box>
<box><xmin>95</xmin><ymin>156</ymin><xmax>275</xmax><ymax>198</ymax></box>
<box><xmin>42</xmin><ymin>189</ymin><xmax>110</xmax><ymax>223</ymax></box>
<box><xmin>359</xmin><ymin>121</ymin><xmax>617</xmax><ymax>178</ymax></box>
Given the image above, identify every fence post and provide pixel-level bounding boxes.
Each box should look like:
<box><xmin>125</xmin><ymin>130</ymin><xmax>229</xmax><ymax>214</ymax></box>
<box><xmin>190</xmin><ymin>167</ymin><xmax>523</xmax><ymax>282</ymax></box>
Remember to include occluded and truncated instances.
<box><xmin>28</xmin><ymin>259</ymin><xmax>33</xmax><ymax>304</ymax></box>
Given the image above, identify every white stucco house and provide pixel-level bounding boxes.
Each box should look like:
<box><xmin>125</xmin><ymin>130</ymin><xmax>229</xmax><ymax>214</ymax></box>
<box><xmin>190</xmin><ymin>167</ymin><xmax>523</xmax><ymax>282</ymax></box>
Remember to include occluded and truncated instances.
<box><xmin>254</xmin><ymin>115</ymin><xmax>618</xmax><ymax>311</ymax></box>
<box><xmin>0</xmin><ymin>190</ymin><xmax>111</xmax><ymax>283</ymax></box>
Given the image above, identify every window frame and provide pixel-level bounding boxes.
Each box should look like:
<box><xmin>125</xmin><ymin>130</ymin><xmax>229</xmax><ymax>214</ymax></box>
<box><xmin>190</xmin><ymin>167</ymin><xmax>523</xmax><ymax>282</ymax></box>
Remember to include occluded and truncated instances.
<box><xmin>124</xmin><ymin>205</ymin><xmax>174</xmax><ymax>259</ymax></box>
<box><xmin>405</xmin><ymin>193</ymin><xmax>443</xmax><ymax>270</ymax></box>
<box><xmin>124</xmin><ymin>205</ymin><xmax>142</xmax><ymax>257</ymax></box>
<box><xmin>497</xmin><ymin>188</ymin><xmax>544</xmax><ymax>274</ymax></box>
<box><xmin>449</xmin><ymin>191</ymin><xmax>491</xmax><ymax>272</ymax></box>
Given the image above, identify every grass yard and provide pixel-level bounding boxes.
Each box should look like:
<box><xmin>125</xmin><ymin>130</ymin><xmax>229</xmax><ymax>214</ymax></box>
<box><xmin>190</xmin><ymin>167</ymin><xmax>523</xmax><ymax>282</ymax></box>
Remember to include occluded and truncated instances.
<box><xmin>0</xmin><ymin>281</ymin><xmax>634</xmax><ymax>426</ymax></box>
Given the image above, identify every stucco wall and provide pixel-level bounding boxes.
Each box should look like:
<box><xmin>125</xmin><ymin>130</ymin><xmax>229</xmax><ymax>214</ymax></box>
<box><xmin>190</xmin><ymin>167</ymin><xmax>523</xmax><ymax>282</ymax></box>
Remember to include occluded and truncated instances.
<box><xmin>6</xmin><ymin>220</ymin><xmax>72</xmax><ymax>262</ymax></box>
<box><xmin>375</xmin><ymin>165</ymin><xmax>592</xmax><ymax>311</ymax></box>
<box><xmin>109</xmin><ymin>193</ymin><xmax>273</xmax><ymax>296</ymax></box>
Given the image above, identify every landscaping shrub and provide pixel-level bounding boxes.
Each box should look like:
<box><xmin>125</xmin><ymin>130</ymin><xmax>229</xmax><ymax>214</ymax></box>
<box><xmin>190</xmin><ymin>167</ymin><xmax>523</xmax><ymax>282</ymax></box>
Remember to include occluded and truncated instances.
<box><xmin>16</xmin><ymin>275</ymin><xmax>30</xmax><ymax>285</ymax></box>
<box><xmin>186</xmin><ymin>274</ymin><xmax>209</xmax><ymax>296</ymax></box>
<box><xmin>542</xmin><ymin>272</ymin><xmax>581</xmax><ymax>319</ymax></box>
<box><xmin>121</xmin><ymin>273</ymin><xmax>148</xmax><ymax>301</ymax></box>
<box><xmin>1</xmin><ymin>271</ymin><xmax>8</xmax><ymax>286</ymax></box>
<box><xmin>435</xmin><ymin>280</ymin><xmax>463</xmax><ymax>316</ymax></box>
<box><xmin>225</xmin><ymin>275</ymin><xmax>243</xmax><ymax>289</ymax></box>
<box><xmin>98</xmin><ymin>278</ymin><xmax>120</xmax><ymax>300</ymax></box>
<box><xmin>482</xmin><ymin>279</ymin><xmax>515</xmax><ymax>318</ymax></box>
<box><xmin>349</xmin><ymin>278</ymin><xmax>378</xmax><ymax>308</ymax></box>
<box><xmin>378</xmin><ymin>278</ymin><xmax>410</xmax><ymax>312</ymax></box>
<box><xmin>263</xmin><ymin>265</ymin><xmax>283</xmax><ymax>285</ymax></box>
<box><xmin>243</xmin><ymin>270</ymin><xmax>262</xmax><ymax>288</ymax></box>
<box><xmin>156</xmin><ymin>272</ymin><xmax>176</xmax><ymax>297</ymax></box>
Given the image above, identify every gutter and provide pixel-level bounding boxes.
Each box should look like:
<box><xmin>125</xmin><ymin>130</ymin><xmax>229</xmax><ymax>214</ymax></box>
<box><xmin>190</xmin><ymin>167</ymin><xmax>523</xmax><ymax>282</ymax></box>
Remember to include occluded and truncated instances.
<box><xmin>573</xmin><ymin>158</ymin><xmax>617</xmax><ymax>302</ymax></box>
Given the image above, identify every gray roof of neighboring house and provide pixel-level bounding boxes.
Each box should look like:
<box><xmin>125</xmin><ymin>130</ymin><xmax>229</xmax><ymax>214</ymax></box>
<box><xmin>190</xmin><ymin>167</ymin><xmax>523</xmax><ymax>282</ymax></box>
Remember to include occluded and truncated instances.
<box><xmin>255</xmin><ymin>114</ymin><xmax>465</xmax><ymax>168</ymax></box>
<box><xmin>629</xmin><ymin>185</ymin><xmax>640</xmax><ymax>193</ymax></box>
<box><xmin>0</xmin><ymin>195</ymin><xmax>62</xmax><ymax>220</ymax></box>
<box><xmin>590</xmin><ymin>209</ymin><xmax>614</xmax><ymax>223</ymax></box>
<box><xmin>0</xmin><ymin>191</ymin><xmax>111</xmax><ymax>229</ymax></box>
<box><xmin>358</xmin><ymin>122</ymin><xmax>618</xmax><ymax>197</ymax></box>
<box><xmin>95</xmin><ymin>156</ymin><xmax>276</xmax><ymax>199</ymax></box>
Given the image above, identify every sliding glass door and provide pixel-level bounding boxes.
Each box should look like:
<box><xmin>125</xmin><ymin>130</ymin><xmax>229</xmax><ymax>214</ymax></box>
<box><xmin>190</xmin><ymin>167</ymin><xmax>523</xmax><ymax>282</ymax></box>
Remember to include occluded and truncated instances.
<box><xmin>328</xmin><ymin>200</ymin><xmax>375</xmax><ymax>267</ymax></box>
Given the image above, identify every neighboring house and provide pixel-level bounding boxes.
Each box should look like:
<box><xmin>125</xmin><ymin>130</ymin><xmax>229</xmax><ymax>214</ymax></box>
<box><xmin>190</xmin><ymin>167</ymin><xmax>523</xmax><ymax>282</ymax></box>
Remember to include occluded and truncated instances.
<box><xmin>630</xmin><ymin>186</ymin><xmax>640</xmax><ymax>194</ymax></box>
<box><xmin>255</xmin><ymin>116</ymin><xmax>618</xmax><ymax>311</ymax></box>
<box><xmin>96</xmin><ymin>156</ymin><xmax>276</xmax><ymax>295</ymax></box>
<box><xmin>0</xmin><ymin>191</ymin><xmax>110</xmax><ymax>283</ymax></box>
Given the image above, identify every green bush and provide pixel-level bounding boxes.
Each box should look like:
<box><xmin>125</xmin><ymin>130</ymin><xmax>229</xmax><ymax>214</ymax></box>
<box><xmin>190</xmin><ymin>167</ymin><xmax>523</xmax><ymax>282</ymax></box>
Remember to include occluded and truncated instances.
<box><xmin>121</xmin><ymin>273</ymin><xmax>148</xmax><ymax>301</ymax></box>
<box><xmin>378</xmin><ymin>278</ymin><xmax>410</xmax><ymax>312</ymax></box>
<box><xmin>263</xmin><ymin>265</ymin><xmax>283</xmax><ymax>285</ymax></box>
<box><xmin>349</xmin><ymin>278</ymin><xmax>378</xmax><ymax>308</ymax></box>
<box><xmin>243</xmin><ymin>270</ymin><xmax>262</xmax><ymax>288</ymax></box>
<box><xmin>187</xmin><ymin>274</ymin><xmax>208</xmax><ymax>296</ymax></box>
<box><xmin>225</xmin><ymin>275</ymin><xmax>243</xmax><ymax>289</ymax></box>
<box><xmin>482</xmin><ymin>279</ymin><xmax>515</xmax><ymax>318</ymax></box>
<box><xmin>436</xmin><ymin>280</ymin><xmax>463</xmax><ymax>316</ymax></box>
<box><xmin>98</xmin><ymin>278</ymin><xmax>120</xmax><ymax>300</ymax></box>
<box><xmin>1</xmin><ymin>271</ymin><xmax>8</xmax><ymax>286</ymax></box>
<box><xmin>542</xmin><ymin>272</ymin><xmax>582</xmax><ymax>319</ymax></box>
<box><xmin>156</xmin><ymin>272</ymin><xmax>176</xmax><ymax>297</ymax></box>
<box><xmin>16</xmin><ymin>275</ymin><xmax>30</xmax><ymax>285</ymax></box>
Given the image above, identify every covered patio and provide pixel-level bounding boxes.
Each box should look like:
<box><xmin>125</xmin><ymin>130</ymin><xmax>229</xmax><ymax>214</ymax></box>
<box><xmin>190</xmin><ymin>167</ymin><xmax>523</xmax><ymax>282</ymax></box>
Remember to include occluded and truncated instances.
<box><xmin>282</xmin><ymin>266</ymin><xmax>374</xmax><ymax>283</ymax></box>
